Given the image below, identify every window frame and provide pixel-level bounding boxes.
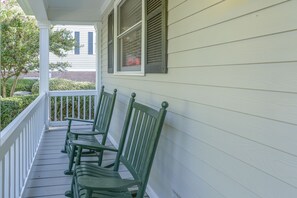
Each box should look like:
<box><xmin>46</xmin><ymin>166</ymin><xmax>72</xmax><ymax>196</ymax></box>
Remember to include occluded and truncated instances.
<box><xmin>110</xmin><ymin>0</ymin><xmax>167</xmax><ymax>75</ymax></box>
<box><xmin>113</xmin><ymin>0</ymin><xmax>145</xmax><ymax>76</ymax></box>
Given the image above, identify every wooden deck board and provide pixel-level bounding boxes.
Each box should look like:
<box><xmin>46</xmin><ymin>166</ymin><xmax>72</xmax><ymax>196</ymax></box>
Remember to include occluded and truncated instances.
<box><xmin>22</xmin><ymin>127</ymin><xmax>149</xmax><ymax>198</ymax></box>
<box><xmin>23</xmin><ymin>185</ymin><xmax>70</xmax><ymax>197</ymax></box>
<box><xmin>26</xmin><ymin>177</ymin><xmax>72</xmax><ymax>188</ymax></box>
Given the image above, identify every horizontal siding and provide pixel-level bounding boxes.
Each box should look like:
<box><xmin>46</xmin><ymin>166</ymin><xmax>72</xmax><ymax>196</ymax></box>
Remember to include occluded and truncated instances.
<box><xmin>168</xmin><ymin>0</ymin><xmax>186</xmax><ymax>11</ymax></box>
<box><xmin>168</xmin><ymin>0</ymin><xmax>223</xmax><ymax>25</ymax></box>
<box><xmin>169</xmin><ymin>1</ymin><xmax>297</xmax><ymax>53</ymax></box>
<box><xmin>102</xmin><ymin>77</ymin><xmax>297</xmax><ymax>125</ymax></box>
<box><xmin>168</xmin><ymin>31</ymin><xmax>297</xmax><ymax>67</ymax></box>
<box><xmin>103</xmin><ymin>63</ymin><xmax>297</xmax><ymax>93</ymax></box>
<box><xmin>168</xmin><ymin>0</ymin><xmax>288</xmax><ymax>39</ymax></box>
<box><xmin>50</xmin><ymin>53</ymin><xmax>96</xmax><ymax>71</ymax></box>
<box><xmin>100</xmin><ymin>1</ymin><xmax>297</xmax><ymax>198</ymax></box>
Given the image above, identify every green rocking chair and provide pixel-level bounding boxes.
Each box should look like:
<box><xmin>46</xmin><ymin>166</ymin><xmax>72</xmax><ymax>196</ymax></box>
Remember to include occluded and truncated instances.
<box><xmin>66</xmin><ymin>93</ymin><xmax>168</xmax><ymax>198</ymax></box>
<box><xmin>61</xmin><ymin>86</ymin><xmax>117</xmax><ymax>175</ymax></box>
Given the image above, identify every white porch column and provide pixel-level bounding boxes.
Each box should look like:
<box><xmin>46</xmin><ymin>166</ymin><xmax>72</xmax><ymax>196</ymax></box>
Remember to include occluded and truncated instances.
<box><xmin>95</xmin><ymin>22</ymin><xmax>102</xmax><ymax>90</ymax></box>
<box><xmin>38</xmin><ymin>21</ymin><xmax>50</xmax><ymax>130</ymax></box>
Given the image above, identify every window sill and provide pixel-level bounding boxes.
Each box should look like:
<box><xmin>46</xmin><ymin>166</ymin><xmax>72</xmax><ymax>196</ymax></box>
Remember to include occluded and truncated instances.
<box><xmin>113</xmin><ymin>71</ymin><xmax>145</xmax><ymax>76</ymax></box>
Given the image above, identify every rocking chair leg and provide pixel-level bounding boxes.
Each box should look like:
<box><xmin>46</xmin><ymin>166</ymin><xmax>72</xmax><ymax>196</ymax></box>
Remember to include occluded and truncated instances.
<box><xmin>61</xmin><ymin>133</ymin><xmax>68</xmax><ymax>153</ymax></box>
<box><xmin>64</xmin><ymin>145</ymin><xmax>76</xmax><ymax>175</ymax></box>
<box><xmin>64</xmin><ymin>190</ymin><xmax>72</xmax><ymax>197</ymax></box>
<box><xmin>64</xmin><ymin>157</ymin><xmax>77</xmax><ymax>197</ymax></box>
<box><xmin>62</xmin><ymin>120</ymin><xmax>73</xmax><ymax>153</ymax></box>
<box><xmin>61</xmin><ymin>149</ymin><xmax>67</xmax><ymax>153</ymax></box>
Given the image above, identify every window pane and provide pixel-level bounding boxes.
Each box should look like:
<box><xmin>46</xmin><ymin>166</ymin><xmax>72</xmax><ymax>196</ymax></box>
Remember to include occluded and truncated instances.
<box><xmin>119</xmin><ymin>0</ymin><xmax>142</xmax><ymax>33</ymax></box>
<box><xmin>119</xmin><ymin>27</ymin><xmax>141</xmax><ymax>71</ymax></box>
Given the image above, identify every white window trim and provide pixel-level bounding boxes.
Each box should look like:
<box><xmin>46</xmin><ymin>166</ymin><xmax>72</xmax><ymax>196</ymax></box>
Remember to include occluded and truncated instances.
<box><xmin>113</xmin><ymin>0</ymin><xmax>145</xmax><ymax>76</ymax></box>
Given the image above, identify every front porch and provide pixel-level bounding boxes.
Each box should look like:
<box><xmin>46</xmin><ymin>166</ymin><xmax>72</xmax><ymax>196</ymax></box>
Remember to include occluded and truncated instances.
<box><xmin>3</xmin><ymin>0</ymin><xmax>297</xmax><ymax>197</ymax></box>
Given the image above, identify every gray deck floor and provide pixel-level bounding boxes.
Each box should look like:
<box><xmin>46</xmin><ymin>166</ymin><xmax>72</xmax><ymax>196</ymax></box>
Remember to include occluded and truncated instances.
<box><xmin>22</xmin><ymin>127</ymin><xmax>149</xmax><ymax>198</ymax></box>
<box><xmin>22</xmin><ymin>128</ymin><xmax>74</xmax><ymax>198</ymax></box>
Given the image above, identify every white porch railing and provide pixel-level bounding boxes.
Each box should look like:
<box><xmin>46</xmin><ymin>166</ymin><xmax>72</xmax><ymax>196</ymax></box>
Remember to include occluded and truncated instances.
<box><xmin>0</xmin><ymin>93</ymin><xmax>46</xmax><ymax>198</ymax></box>
<box><xmin>48</xmin><ymin>90</ymin><xmax>98</xmax><ymax>126</ymax></box>
<box><xmin>0</xmin><ymin>90</ymin><xmax>97</xmax><ymax>197</ymax></box>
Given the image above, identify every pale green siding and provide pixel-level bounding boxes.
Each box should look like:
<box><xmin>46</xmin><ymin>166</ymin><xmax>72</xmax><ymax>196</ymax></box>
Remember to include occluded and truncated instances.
<box><xmin>100</xmin><ymin>0</ymin><xmax>297</xmax><ymax>197</ymax></box>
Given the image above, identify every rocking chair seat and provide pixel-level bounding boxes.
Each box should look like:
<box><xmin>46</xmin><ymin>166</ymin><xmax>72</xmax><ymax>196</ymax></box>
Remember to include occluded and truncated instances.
<box><xmin>74</xmin><ymin>164</ymin><xmax>137</xmax><ymax>198</ymax></box>
<box><xmin>67</xmin><ymin>132</ymin><xmax>102</xmax><ymax>143</ymax></box>
<box><xmin>75</xmin><ymin>163</ymin><xmax>119</xmax><ymax>177</ymax></box>
<box><xmin>75</xmin><ymin>171</ymin><xmax>140</xmax><ymax>198</ymax></box>
<box><xmin>78</xmin><ymin>188</ymin><xmax>132</xmax><ymax>198</ymax></box>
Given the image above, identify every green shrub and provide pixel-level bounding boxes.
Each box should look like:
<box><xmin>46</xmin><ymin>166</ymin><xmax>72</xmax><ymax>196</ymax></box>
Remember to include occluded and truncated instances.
<box><xmin>1</xmin><ymin>79</ymin><xmax>96</xmax><ymax>129</ymax></box>
<box><xmin>31</xmin><ymin>78</ymin><xmax>96</xmax><ymax>122</ymax></box>
<box><xmin>0</xmin><ymin>97</ymin><xmax>21</xmax><ymax>130</ymax></box>
<box><xmin>2</xmin><ymin>78</ymin><xmax>37</xmax><ymax>97</ymax></box>
<box><xmin>0</xmin><ymin>95</ymin><xmax>38</xmax><ymax>130</ymax></box>
<box><xmin>50</xmin><ymin>95</ymin><xmax>96</xmax><ymax>121</ymax></box>
<box><xmin>31</xmin><ymin>78</ymin><xmax>95</xmax><ymax>94</ymax></box>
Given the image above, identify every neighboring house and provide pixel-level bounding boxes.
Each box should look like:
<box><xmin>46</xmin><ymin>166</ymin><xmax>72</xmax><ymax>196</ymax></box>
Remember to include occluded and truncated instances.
<box><xmin>23</xmin><ymin>25</ymin><xmax>97</xmax><ymax>83</ymax></box>
<box><xmin>49</xmin><ymin>25</ymin><xmax>96</xmax><ymax>72</ymax></box>
<box><xmin>11</xmin><ymin>0</ymin><xmax>297</xmax><ymax>198</ymax></box>
<box><xmin>49</xmin><ymin>25</ymin><xmax>96</xmax><ymax>82</ymax></box>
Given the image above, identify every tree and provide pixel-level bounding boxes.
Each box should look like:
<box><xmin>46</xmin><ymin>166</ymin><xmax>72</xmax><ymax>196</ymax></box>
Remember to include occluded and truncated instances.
<box><xmin>0</xmin><ymin>0</ymin><xmax>76</xmax><ymax>97</ymax></box>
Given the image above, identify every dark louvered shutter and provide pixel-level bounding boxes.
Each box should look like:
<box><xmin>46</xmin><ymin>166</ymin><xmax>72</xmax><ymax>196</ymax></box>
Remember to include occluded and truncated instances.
<box><xmin>88</xmin><ymin>32</ymin><xmax>93</xmax><ymax>55</ymax></box>
<box><xmin>145</xmin><ymin>0</ymin><xmax>167</xmax><ymax>73</ymax></box>
<box><xmin>108</xmin><ymin>10</ymin><xmax>114</xmax><ymax>73</ymax></box>
<box><xmin>74</xmin><ymin>31</ymin><xmax>80</xmax><ymax>54</ymax></box>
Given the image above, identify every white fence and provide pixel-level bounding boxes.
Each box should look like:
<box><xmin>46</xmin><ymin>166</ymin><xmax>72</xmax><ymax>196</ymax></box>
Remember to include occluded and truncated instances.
<box><xmin>48</xmin><ymin>90</ymin><xmax>98</xmax><ymax>126</ymax></box>
<box><xmin>0</xmin><ymin>93</ymin><xmax>46</xmax><ymax>198</ymax></box>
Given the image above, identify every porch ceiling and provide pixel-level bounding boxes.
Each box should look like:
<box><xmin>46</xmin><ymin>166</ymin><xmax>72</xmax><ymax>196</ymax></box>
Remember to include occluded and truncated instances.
<box><xmin>17</xmin><ymin>0</ymin><xmax>110</xmax><ymax>25</ymax></box>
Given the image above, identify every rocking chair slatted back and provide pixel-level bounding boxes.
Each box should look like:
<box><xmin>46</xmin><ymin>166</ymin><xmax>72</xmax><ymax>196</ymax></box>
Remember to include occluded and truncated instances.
<box><xmin>70</xmin><ymin>93</ymin><xmax>168</xmax><ymax>198</ymax></box>
<box><xmin>113</xmin><ymin>94</ymin><xmax>168</xmax><ymax>198</ymax></box>
<box><xmin>93</xmin><ymin>90</ymin><xmax>117</xmax><ymax>144</ymax></box>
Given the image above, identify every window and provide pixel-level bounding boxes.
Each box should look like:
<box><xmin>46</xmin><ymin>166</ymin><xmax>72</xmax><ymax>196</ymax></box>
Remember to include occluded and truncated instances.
<box><xmin>74</xmin><ymin>31</ymin><xmax>80</xmax><ymax>54</ymax></box>
<box><xmin>108</xmin><ymin>11</ymin><xmax>114</xmax><ymax>73</ymax></box>
<box><xmin>110</xmin><ymin>0</ymin><xmax>167</xmax><ymax>75</ymax></box>
<box><xmin>88</xmin><ymin>32</ymin><xmax>94</xmax><ymax>55</ymax></box>
<box><xmin>117</xmin><ymin>0</ymin><xmax>142</xmax><ymax>73</ymax></box>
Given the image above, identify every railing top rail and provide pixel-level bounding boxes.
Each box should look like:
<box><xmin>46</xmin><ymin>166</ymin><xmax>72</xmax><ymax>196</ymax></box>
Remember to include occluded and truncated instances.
<box><xmin>49</xmin><ymin>90</ymin><xmax>97</xmax><ymax>97</ymax></box>
<box><xmin>0</xmin><ymin>93</ymin><xmax>46</xmax><ymax>145</ymax></box>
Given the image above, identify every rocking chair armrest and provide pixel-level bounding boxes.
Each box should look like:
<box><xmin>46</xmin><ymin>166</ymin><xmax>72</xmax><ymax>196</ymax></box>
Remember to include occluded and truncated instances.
<box><xmin>77</xmin><ymin>176</ymin><xmax>141</xmax><ymax>191</ymax></box>
<box><xmin>71</xmin><ymin>140</ymin><xmax>118</xmax><ymax>152</ymax></box>
<box><xmin>70</xmin><ymin>130</ymin><xmax>104</xmax><ymax>136</ymax></box>
<box><xmin>65</xmin><ymin>117</ymin><xmax>94</xmax><ymax>124</ymax></box>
